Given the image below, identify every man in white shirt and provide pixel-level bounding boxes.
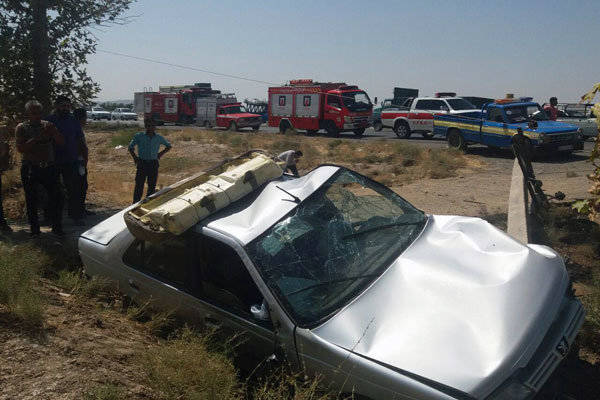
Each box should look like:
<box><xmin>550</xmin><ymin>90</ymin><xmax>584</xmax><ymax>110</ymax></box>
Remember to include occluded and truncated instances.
<box><xmin>277</xmin><ymin>150</ymin><xmax>303</xmax><ymax>177</ymax></box>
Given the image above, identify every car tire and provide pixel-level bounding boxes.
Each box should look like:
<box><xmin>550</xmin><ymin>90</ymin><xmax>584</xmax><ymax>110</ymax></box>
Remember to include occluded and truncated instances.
<box><xmin>447</xmin><ymin>129</ymin><xmax>467</xmax><ymax>151</ymax></box>
<box><xmin>279</xmin><ymin>120</ymin><xmax>291</xmax><ymax>134</ymax></box>
<box><xmin>373</xmin><ymin>120</ymin><xmax>383</xmax><ymax>132</ymax></box>
<box><xmin>353</xmin><ymin>128</ymin><xmax>365</xmax><ymax>137</ymax></box>
<box><xmin>229</xmin><ymin>121</ymin><xmax>238</xmax><ymax>131</ymax></box>
<box><xmin>394</xmin><ymin>121</ymin><xmax>411</xmax><ymax>138</ymax></box>
<box><xmin>325</xmin><ymin>121</ymin><xmax>340</xmax><ymax>137</ymax></box>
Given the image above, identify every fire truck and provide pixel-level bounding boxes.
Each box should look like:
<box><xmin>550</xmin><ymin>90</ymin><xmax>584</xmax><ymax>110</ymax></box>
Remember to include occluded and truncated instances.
<box><xmin>268</xmin><ymin>79</ymin><xmax>373</xmax><ymax>136</ymax></box>
<box><xmin>142</xmin><ymin>83</ymin><xmax>220</xmax><ymax>125</ymax></box>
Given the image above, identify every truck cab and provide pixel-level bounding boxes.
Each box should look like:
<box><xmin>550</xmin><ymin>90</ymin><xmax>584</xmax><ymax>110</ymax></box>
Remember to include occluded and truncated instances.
<box><xmin>323</xmin><ymin>87</ymin><xmax>372</xmax><ymax>136</ymax></box>
<box><xmin>216</xmin><ymin>103</ymin><xmax>262</xmax><ymax>131</ymax></box>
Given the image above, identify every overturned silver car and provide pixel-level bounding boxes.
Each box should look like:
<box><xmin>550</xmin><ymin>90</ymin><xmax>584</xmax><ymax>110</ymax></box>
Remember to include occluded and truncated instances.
<box><xmin>79</xmin><ymin>165</ymin><xmax>584</xmax><ymax>399</ymax></box>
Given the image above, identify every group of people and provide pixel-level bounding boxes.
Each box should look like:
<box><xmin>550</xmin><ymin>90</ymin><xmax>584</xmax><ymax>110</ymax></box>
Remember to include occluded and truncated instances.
<box><xmin>0</xmin><ymin>96</ymin><xmax>92</xmax><ymax>236</ymax></box>
<box><xmin>0</xmin><ymin>100</ymin><xmax>305</xmax><ymax>236</ymax></box>
<box><xmin>0</xmin><ymin>100</ymin><xmax>175</xmax><ymax>236</ymax></box>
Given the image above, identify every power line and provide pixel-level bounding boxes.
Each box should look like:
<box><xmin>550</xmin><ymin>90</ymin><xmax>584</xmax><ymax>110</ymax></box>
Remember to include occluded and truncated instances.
<box><xmin>97</xmin><ymin>49</ymin><xmax>278</xmax><ymax>86</ymax></box>
<box><xmin>96</xmin><ymin>49</ymin><xmax>369</xmax><ymax>102</ymax></box>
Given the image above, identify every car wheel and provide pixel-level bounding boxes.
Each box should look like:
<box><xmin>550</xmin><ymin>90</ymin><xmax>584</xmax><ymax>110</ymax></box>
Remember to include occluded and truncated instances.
<box><xmin>373</xmin><ymin>120</ymin><xmax>383</xmax><ymax>132</ymax></box>
<box><xmin>353</xmin><ymin>128</ymin><xmax>365</xmax><ymax>137</ymax></box>
<box><xmin>229</xmin><ymin>121</ymin><xmax>238</xmax><ymax>131</ymax></box>
<box><xmin>306</xmin><ymin>129</ymin><xmax>319</xmax><ymax>135</ymax></box>
<box><xmin>394</xmin><ymin>121</ymin><xmax>411</xmax><ymax>138</ymax></box>
<box><xmin>447</xmin><ymin>129</ymin><xmax>467</xmax><ymax>151</ymax></box>
<box><xmin>325</xmin><ymin>121</ymin><xmax>339</xmax><ymax>137</ymax></box>
<box><xmin>252</xmin><ymin>125</ymin><xmax>260</xmax><ymax>131</ymax></box>
<box><xmin>421</xmin><ymin>131</ymin><xmax>434</xmax><ymax>139</ymax></box>
<box><xmin>279</xmin><ymin>120</ymin><xmax>291</xmax><ymax>134</ymax></box>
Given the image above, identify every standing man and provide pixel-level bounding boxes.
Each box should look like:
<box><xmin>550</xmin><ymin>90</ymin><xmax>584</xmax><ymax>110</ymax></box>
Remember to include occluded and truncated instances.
<box><xmin>0</xmin><ymin>124</ymin><xmax>12</xmax><ymax>233</ymax></box>
<box><xmin>277</xmin><ymin>149</ymin><xmax>303</xmax><ymax>177</ymax></box>
<box><xmin>45</xmin><ymin>95</ymin><xmax>87</xmax><ymax>225</ymax></box>
<box><xmin>73</xmin><ymin>107</ymin><xmax>93</xmax><ymax>215</ymax></box>
<box><xmin>16</xmin><ymin>100</ymin><xmax>65</xmax><ymax>236</ymax></box>
<box><xmin>129</xmin><ymin>117</ymin><xmax>171</xmax><ymax>203</ymax></box>
<box><xmin>544</xmin><ymin>97</ymin><xmax>559</xmax><ymax>121</ymax></box>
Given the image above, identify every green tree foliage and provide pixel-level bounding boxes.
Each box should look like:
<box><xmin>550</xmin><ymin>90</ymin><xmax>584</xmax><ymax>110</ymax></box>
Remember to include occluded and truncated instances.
<box><xmin>0</xmin><ymin>0</ymin><xmax>134</xmax><ymax>117</ymax></box>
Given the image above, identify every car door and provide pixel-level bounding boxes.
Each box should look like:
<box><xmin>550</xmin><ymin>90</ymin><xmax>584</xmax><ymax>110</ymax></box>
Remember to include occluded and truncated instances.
<box><xmin>324</xmin><ymin>94</ymin><xmax>342</xmax><ymax>126</ymax></box>
<box><xmin>216</xmin><ymin>107</ymin><xmax>228</xmax><ymax>127</ymax></box>
<box><xmin>193</xmin><ymin>234</ymin><xmax>276</xmax><ymax>367</ymax></box>
<box><xmin>482</xmin><ymin>107</ymin><xmax>509</xmax><ymax>147</ymax></box>
<box><xmin>410</xmin><ymin>99</ymin><xmax>439</xmax><ymax>132</ymax></box>
<box><xmin>119</xmin><ymin>233</ymin><xmax>276</xmax><ymax>365</ymax></box>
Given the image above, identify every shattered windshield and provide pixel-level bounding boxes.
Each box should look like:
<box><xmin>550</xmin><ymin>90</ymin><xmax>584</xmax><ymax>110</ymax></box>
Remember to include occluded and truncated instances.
<box><xmin>505</xmin><ymin>105</ymin><xmax>548</xmax><ymax>123</ymax></box>
<box><xmin>245</xmin><ymin>169</ymin><xmax>427</xmax><ymax>327</ymax></box>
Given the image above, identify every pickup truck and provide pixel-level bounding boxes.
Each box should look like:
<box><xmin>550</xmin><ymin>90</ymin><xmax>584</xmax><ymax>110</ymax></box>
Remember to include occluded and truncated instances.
<box><xmin>381</xmin><ymin>96</ymin><xmax>479</xmax><ymax>138</ymax></box>
<box><xmin>434</xmin><ymin>101</ymin><xmax>584</xmax><ymax>153</ymax></box>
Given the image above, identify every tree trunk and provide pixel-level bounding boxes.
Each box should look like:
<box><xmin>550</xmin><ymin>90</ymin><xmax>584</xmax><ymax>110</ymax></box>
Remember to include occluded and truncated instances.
<box><xmin>31</xmin><ymin>0</ymin><xmax>51</xmax><ymax>112</ymax></box>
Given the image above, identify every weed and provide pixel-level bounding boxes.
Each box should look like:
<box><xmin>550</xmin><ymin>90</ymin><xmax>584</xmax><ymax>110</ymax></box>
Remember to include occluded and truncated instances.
<box><xmin>328</xmin><ymin>139</ymin><xmax>343</xmax><ymax>150</ymax></box>
<box><xmin>108</xmin><ymin>128</ymin><xmax>139</xmax><ymax>147</ymax></box>
<box><xmin>251</xmin><ymin>367</ymin><xmax>336</xmax><ymax>400</ymax></box>
<box><xmin>0</xmin><ymin>242</ymin><xmax>46</xmax><ymax>327</ymax></box>
<box><xmin>55</xmin><ymin>269</ymin><xmax>116</xmax><ymax>299</ymax></box>
<box><xmin>424</xmin><ymin>148</ymin><xmax>466</xmax><ymax>179</ymax></box>
<box><xmin>84</xmin><ymin>383</ymin><xmax>125</xmax><ymax>400</ymax></box>
<box><xmin>142</xmin><ymin>326</ymin><xmax>241</xmax><ymax>399</ymax></box>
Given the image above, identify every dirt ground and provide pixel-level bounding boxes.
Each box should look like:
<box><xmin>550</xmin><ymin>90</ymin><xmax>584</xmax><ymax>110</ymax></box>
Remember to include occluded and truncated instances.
<box><xmin>0</xmin><ymin>279</ymin><xmax>156</xmax><ymax>400</ymax></box>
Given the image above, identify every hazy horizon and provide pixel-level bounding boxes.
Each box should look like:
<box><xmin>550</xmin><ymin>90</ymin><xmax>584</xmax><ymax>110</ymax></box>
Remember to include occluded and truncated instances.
<box><xmin>88</xmin><ymin>0</ymin><xmax>600</xmax><ymax>104</ymax></box>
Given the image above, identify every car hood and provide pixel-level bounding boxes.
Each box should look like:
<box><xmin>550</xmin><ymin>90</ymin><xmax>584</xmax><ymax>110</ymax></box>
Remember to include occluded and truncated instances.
<box><xmin>311</xmin><ymin>215</ymin><xmax>568</xmax><ymax>398</ymax></box>
<box><xmin>514</xmin><ymin>120</ymin><xmax>579</xmax><ymax>133</ymax></box>
<box><xmin>224</xmin><ymin>113</ymin><xmax>261</xmax><ymax>119</ymax></box>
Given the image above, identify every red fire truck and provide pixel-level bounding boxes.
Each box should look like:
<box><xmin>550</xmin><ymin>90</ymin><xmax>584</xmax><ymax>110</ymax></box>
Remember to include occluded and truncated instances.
<box><xmin>142</xmin><ymin>83</ymin><xmax>220</xmax><ymax>125</ymax></box>
<box><xmin>268</xmin><ymin>79</ymin><xmax>373</xmax><ymax>136</ymax></box>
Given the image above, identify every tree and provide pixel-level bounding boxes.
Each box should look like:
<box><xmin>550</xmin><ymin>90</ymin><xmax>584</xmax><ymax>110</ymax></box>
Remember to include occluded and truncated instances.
<box><xmin>0</xmin><ymin>0</ymin><xmax>134</xmax><ymax>117</ymax></box>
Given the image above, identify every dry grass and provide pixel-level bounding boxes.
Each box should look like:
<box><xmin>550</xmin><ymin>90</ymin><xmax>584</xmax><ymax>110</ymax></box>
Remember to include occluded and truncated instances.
<box><xmin>142</xmin><ymin>326</ymin><xmax>241</xmax><ymax>400</ymax></box>
<box><xmin>0</xmin><ymin>242</ymin><xmax>47</xmax><ymax>327</ymax></box>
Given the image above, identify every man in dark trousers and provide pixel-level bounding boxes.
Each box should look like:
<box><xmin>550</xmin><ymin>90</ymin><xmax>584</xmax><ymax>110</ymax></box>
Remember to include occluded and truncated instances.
<box><xmin>45</xmin><ymin>95</ymin><xmax>87</xmax><ymax>225</ymax></box>
<box><xmin>15</xmin><ymin>100</ymin><xmax>65</xmax><ymax>236</ymax></box>
<box><xmin>73</xmin><ymin>107</ymin><xmax>94</xmax><ymax>215</ymax></box>
<box><xmin>128</xmin><ymin>117</ymin><xmax>171</xmax><ymax>203</ymax></box>
<box><xmin>277</xmin><ymin>149</ymin><xmax>303</xmax><ymax>177</ymax></box>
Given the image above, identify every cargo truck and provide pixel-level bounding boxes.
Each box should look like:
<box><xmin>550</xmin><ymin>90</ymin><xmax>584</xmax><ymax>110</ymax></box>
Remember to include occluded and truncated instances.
<box><xmin>268</xmin><ymin>79</ymin><xmax>372</xmax><ymax>137</ymax></box>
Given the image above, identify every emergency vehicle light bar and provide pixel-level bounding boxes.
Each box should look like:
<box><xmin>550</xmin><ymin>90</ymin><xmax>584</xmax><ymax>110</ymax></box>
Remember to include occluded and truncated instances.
<box><xmin>435</xmin><ymin>92</ymin><xmax>456</xmax><ymax>98</ymax></box>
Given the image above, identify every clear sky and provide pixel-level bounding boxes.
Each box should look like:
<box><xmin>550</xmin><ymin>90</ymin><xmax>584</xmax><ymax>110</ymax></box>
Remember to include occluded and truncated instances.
<box><xmin>87</xmin><ymin>0</ymin><xmax>600</xmax><ymax>104</ymax></box>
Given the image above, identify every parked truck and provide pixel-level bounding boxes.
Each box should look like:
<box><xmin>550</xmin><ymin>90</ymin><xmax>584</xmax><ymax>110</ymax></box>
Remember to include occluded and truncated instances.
<box><xmin>268</xmin><ymin>79</ymin><xmax>372</xmax><ymax>137</ymax></box>
<box><xmin>433</xmin><ymin>99</ymin><xmax>584</xmax><ymax>154</ymax></box>
<box><xmin>196</xmin><ymin>94</ymin><xmax>262</xmax><ymax>131</ymax></box>
<box><xmin>381</xmin><ymin>93</ymin><xmax>479</xmax><ymax>138</ymax></box>
<box><xmin>142</xmin><ymin>83</ymin><xmax>220</xmax><ymax>125</ymax></box>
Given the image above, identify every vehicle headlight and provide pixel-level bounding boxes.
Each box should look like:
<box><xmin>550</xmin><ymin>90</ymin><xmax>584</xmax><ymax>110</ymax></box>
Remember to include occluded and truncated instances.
<box><xmin>489</xmin><ymin>380</ymin><xmax>534</xmax><ymax>400</ymax></box>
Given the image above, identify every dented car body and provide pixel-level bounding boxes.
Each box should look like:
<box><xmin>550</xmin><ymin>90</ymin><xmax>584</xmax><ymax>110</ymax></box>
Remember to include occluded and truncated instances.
<box><xmin>79</xmin><ymin>165</ymin><xmax>584</xmax><ymax>400</ymax></box>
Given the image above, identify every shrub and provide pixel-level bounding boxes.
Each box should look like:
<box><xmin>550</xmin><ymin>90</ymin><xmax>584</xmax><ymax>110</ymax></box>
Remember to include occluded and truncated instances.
<box><xmin>0</xmin><ymin>242</ymin><xmax>46</xmax><ymax>326</ymax></box>
<box><xmin>84</xmin><ymin>383</ymin><xmax>125</xmax><ymax>400</ymax></box>
<box><xmin>142</xmin><ymin>327</ymin><xmax>241</xmax><ymax>399</ymax></box>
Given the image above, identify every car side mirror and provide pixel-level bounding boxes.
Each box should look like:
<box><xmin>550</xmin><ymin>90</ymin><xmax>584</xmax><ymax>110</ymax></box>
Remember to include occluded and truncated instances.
<box><xmin>250</xmin><ymin>299</ymin><xmax>270</xmax><ymax>322</ymax></box>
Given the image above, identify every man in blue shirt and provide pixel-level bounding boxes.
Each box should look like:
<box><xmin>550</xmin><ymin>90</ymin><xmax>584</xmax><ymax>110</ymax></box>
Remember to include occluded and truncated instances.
<box><xmin>128</xmin><ymin>117</ymin><xmax>172</xmax><ymax>203</ymax></box>
<box><xmin>45</xmin><ymin>95</ymin><xmax>87</xmax><ymax>224</ymax></box>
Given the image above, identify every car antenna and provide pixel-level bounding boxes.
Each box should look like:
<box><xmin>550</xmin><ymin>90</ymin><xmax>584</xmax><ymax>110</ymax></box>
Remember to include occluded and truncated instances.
<box><xmin>275</xmin><ymin>185</ymin><xmax>301</xmax><ymax>204</ymax></box>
